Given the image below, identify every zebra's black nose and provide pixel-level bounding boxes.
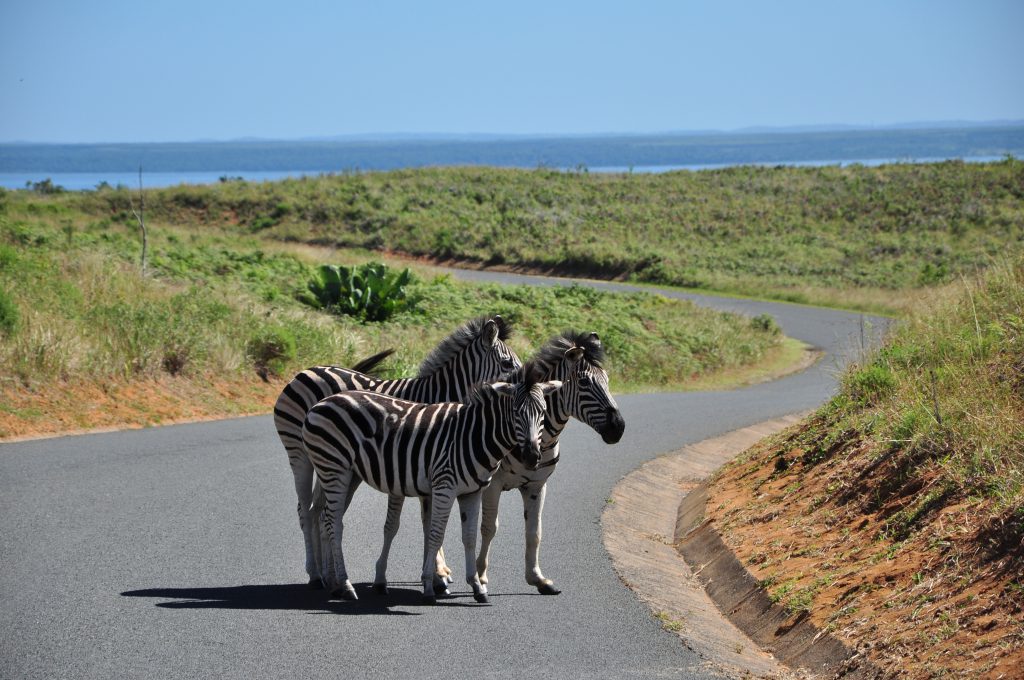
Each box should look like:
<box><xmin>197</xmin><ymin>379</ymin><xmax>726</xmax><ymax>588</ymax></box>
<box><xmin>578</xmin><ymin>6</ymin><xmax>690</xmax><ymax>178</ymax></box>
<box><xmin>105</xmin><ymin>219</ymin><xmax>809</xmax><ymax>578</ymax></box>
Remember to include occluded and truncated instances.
<box><xmin>521</xmin><ymin>442</ymin><xmax>542</xmax><ymax>470</ymax></box>
<box><xmin>601</xmin><ymin>408</ymin><xmax>625</xmax><ymax>444</ymax></box>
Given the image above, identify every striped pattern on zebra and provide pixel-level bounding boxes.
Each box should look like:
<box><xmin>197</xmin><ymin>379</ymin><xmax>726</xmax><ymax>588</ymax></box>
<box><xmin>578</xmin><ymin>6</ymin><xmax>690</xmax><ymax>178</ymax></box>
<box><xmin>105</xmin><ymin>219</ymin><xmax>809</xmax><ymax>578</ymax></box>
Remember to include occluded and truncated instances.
<box><xmin>272</xmin><ymin>315</ymin><xmax>521</xmax><ymax>587</ymax></box>
<box><xmin>474</xmin><ymin>331</ymin><xmax>625</xmax><ymax>594</ymax></box>
<box><xmin>301</xmin><ymin>362</ymin><xmax>562</xmax><ymax>603</ymax></box>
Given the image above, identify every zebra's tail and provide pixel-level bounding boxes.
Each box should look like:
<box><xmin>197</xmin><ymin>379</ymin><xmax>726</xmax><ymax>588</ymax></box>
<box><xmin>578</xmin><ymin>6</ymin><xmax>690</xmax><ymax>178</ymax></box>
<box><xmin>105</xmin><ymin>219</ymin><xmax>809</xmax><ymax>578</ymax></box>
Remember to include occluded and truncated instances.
<box><xmin>350</xmin><ymin>348</ymin><xmax>396</xmax><ymax>377</ymax></box>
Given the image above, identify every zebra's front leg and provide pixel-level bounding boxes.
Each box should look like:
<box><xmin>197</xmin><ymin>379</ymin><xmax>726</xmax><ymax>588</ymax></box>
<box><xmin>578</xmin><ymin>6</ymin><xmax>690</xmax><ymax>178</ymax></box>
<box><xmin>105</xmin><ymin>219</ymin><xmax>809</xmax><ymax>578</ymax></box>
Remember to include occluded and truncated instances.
<box><xmin>457</xmin><ymin>490</ymin><xmax>489</xmax><ymax>603</ymax></box>
<box><xmin>418</xmin><ymin>496</ymin><xmax>450</xmax><ymax>595</ymax></box>
<box><xmin>421</xmin><ymin>484</ymin><xmax>456</xmax><ymax>605</ymax></box>
<box><xmin>475</xmin><ymin>476</ymin><xmax>505</xmax><ymax>588</ymax></box>
<box><xmin>373</xmin><ymin>494</ymin><xmax>404</xmax><ymax>595</ymax></box>
<box><xmin>522</xmin><ymin>482</ymin><xmax>559</xmax><ymax>595</ymax></box>
<box><xmin>324</xmin><ymin>468</ymin><xmax>358</xmax><ymax>601</ymax></box>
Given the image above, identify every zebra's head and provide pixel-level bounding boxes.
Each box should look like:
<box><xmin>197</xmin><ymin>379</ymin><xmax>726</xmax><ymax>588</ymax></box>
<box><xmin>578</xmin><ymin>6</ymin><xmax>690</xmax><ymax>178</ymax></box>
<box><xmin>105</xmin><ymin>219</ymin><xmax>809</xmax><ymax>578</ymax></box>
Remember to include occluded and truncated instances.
<box><xmin>536</xmin><ymin>331</ymin><xmax>625</xmax><ymax>444</ymax></box>
<box><xmin>491</xmin><ymin>364</ymin><xmax>562</xmax><ymax>470</ymax></box>
<box><xmin>478</xmin><ymin>315</ymin><xmax>523</xmax><ymax>379</ymax></box>
<box><xmin>417</xmin><ymin>315</ymin><xmax>523</xmax><ymax>400</ymax></box>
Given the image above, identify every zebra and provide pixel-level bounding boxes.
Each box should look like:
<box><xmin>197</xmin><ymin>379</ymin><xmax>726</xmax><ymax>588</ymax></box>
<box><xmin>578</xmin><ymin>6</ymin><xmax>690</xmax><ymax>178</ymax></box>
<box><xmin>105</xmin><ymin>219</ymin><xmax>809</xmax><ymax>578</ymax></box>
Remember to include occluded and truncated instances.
<box><xmin>473</xmin><ymin>331</ymin><xmax>624</xmax><ymax>595</ymax></box>
<box><xmin>273</xmin><ymin>315</ymin><xmax>522</xmax><ymax>587</ymax></box>
<box><xmin>301</xmin><ymin>362</ymin><xmax>562</xmax><ymax>603</ymax></box>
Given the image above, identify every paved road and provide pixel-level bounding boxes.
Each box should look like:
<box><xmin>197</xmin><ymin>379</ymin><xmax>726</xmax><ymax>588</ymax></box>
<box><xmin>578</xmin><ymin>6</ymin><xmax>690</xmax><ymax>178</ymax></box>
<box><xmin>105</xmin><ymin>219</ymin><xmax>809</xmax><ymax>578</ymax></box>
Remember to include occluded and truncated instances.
<box><xmin>0</xmin><ymin>272</ymin><xmax>887</xmax><ymax>680</ymax></box>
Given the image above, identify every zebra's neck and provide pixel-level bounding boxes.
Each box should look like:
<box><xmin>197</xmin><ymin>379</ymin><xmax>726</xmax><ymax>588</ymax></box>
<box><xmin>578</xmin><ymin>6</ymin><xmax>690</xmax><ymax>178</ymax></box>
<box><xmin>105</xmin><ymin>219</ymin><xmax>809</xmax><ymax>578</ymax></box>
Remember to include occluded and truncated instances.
<box><xmin>542</xmin><ymin>395</ymin><xmax>570</xmax><ymax>446</ymax></box>
<box><xmin>450</xmin><ymin>393</ymin><xmax>518</xmax><ymax>479</ymax></box>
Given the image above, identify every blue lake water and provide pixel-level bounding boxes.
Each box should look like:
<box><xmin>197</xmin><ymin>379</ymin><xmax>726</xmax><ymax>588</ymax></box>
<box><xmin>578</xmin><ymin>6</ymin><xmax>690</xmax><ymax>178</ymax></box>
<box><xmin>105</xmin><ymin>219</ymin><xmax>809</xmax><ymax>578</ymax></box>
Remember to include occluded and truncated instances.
<box><xmin>0</xmin><ymin>156</ymin><xmax>1008</xmax><ymax>191</ymax></box>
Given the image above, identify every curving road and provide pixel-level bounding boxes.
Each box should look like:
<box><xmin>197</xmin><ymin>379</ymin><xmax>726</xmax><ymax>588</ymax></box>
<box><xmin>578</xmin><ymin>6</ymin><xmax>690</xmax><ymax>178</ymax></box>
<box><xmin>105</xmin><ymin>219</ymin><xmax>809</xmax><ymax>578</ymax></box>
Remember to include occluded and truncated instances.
<box><xmin>0</xmin><ymin>272</ymin><xmax>887</xmax><ymax>680</ymax></box>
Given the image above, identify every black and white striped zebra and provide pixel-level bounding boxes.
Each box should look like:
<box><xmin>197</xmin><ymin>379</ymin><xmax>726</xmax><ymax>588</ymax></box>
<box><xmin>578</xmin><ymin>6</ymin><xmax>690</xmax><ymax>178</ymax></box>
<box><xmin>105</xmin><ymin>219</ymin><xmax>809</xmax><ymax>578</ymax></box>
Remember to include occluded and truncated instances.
<box><xmin>301</xmin><ymin>363</ymin><xmax>562</xmax><ymax>603</ymax></box>
<box><xmin>474</xmin><ymin>331</ymin><xmax>624</xmax><ymax>595</ymax></box>
<box><xmin>272</xmin><ymin>316</ymin><xmax>521</xmax><ymax>587</ymax></box>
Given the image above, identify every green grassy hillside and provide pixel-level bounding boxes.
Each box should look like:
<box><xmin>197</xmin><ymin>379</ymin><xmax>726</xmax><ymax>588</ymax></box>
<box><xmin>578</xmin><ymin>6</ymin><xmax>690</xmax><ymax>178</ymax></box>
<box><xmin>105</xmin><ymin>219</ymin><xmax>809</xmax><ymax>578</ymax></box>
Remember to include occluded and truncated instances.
<box><xmin>61</xmin><ymin>158</ymin><xmax>1024</xmax><ymax>313</ymax></box>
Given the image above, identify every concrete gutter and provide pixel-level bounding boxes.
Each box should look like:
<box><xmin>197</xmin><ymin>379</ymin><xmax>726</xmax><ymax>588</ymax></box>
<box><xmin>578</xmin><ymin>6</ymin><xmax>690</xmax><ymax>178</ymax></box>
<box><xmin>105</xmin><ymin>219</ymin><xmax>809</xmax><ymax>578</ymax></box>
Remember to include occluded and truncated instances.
<box><xmin>602</xmin><ymin>413</ymin><xmax>884</xmax><ymax>679</ymax></box>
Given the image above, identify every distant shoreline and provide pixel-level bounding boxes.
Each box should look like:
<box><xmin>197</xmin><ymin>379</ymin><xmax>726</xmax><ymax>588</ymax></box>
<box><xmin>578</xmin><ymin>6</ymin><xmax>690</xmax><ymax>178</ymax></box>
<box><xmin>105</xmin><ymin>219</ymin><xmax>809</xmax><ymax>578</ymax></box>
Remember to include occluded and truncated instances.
<box><xmin>0</xmin><ymin>155</ymin><xmax>1012</xmax><ymax>191</ymax></box>
<box><xmin>2</xmin><ymin>125</ymin><xmax>1021</xmax><ymax>190</ymax></box>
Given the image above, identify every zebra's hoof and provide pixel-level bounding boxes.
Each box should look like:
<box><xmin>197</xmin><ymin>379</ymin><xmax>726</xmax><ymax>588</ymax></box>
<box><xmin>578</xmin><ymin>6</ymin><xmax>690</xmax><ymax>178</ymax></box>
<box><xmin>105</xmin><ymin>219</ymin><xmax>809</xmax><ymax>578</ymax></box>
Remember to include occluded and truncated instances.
<box><xmin>331</xmin><ymin>586</ymin><xmax>358</xmax><ymax>601</ymax></box>
<box><xmin>473</xmin><ymin>592</ymin><xmax>490</xmax><ymax>604</ymax></box>
<box><xmin>308</xmin><ymin>578</ymin><xmax>324</xmax><ymax>590</ymax></box>
<box><xmin>372</xmin><ymin>583</ymin><xmax>389</xmax><ymax>596</ymax></box>
<box><xmin>537</xmin><ymin>582</ymin><xmax>561</xmax><ymax>595</ymax></box>
<box><xmin>422</xmin><ymin>594</ymin><xmax>437</xmax><ymax>605</ymax></box>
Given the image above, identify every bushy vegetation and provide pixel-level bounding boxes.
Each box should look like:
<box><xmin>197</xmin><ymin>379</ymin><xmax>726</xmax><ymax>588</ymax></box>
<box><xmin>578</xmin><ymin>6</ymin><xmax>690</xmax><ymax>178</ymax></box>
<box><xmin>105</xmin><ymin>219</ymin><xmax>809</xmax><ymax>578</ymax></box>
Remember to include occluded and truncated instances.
<box><xmin>59</xmin><ymin>158</ymin><xmax>1024</xmax><ymax>313</ymax></box>
<box><xmin>0</xmin><ymin>190</ymin><xmax>783</xmax><ymax>433</ymax></box>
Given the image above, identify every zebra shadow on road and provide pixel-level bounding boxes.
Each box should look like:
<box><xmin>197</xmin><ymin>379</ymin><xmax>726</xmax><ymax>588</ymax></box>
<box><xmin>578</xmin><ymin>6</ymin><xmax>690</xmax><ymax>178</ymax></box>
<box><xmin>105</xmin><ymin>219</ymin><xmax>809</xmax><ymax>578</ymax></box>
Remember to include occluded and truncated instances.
<box><xmin>121</xmin><ymin>582</ymin><xmax>496</xmax><ymax>615</ymax></box>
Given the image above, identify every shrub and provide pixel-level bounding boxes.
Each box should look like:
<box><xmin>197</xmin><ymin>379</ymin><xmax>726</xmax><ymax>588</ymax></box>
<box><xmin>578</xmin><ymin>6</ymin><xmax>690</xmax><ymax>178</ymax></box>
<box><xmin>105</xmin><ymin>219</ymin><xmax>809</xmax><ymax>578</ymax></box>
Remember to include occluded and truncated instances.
<box><xmin>844</xmin><ymin>361</ymin><xmax>897</xmax><ymax>405</ymax></box>
<box><xmin>247</xmin><ymin>325</ymin><xmax>297</xmax><ymax>377</ymax></box>
<box><xmin>751</xmin><ymin>313</ymin><xmax>781</xmax><ymax>335</ymax></box>
<box><xmin>0</xmin><ymin>288</ymin><xmax>18</xmax><ymax>336</ymax></box>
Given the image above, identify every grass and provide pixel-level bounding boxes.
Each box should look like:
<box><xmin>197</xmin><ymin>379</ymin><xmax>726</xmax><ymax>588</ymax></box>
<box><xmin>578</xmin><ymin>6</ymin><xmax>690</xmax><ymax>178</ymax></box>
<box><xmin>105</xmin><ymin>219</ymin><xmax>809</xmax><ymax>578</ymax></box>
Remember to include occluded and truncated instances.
<box><xmin>50</xmin><ymin>157</ymin><xmax>1024</xmax><ymax>314</ymax></box>
<box><xmin>706</xmin><ymin>256</ymin><xmax>1024</xmax><ymax>678</ymax></box>
<box><xmin>0</xmin><ymin>188</ymin><xmax>785</xmax><ymax>438</ymax></box>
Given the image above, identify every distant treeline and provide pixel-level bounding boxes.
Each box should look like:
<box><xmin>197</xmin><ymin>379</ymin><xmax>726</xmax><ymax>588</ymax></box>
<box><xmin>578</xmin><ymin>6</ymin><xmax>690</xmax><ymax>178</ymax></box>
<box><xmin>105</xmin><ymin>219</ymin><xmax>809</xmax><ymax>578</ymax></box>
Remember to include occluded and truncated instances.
<box><xmin>2</xmin><ymin>126</ymin><xmax>1023</xmax><ymax>173</ymax></box>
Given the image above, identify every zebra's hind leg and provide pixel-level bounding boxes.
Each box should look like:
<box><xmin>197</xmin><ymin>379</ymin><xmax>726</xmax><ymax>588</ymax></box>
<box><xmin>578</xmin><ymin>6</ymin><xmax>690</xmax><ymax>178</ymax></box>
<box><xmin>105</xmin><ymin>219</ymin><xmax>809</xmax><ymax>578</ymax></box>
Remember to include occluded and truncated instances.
<box><xmin>373</xmin><ymin>494</ymin><xmax>404</xmax><ymax>595</ymax></box>
<box><xmin>458</xmin><ymin>490</ymin><xmax>489</xmax><ymax>603</ymax></box>
<box><xmin>421</xmin><ymin>484</ymin><xmax>456</xmax><ymax>605</ymax></box>
<box><xmin>324</xmin><ymin>468</ymin><xmax>358</xmax><ymax>601</ymax></box>
<box><xmin>418</xmin><ymin>496</ymin><xmax>450</xmax><ymax>595</ymax></box>
<box><xmin>422</xmin><ymin>496</ymin><xmax>453</xmax><ymax>585</ymax></box>
<box><xmin>475</xmin><ymin>475</ymin><xmax>504</xmax><ymax>588</ymax></box>
<box><xmin>287</xmin><ymin>446</ymin><xmax>321</xmax><ymax>588</ymax></box>
<box><xmin>309</xmin><ymin>478</ymin><xmax>326</xmax><ymax>589</ymax></box>
<box><xmin>521</xmin><ymin>483</ymin><xmax>560</xmax><ymax>595</ymax></box>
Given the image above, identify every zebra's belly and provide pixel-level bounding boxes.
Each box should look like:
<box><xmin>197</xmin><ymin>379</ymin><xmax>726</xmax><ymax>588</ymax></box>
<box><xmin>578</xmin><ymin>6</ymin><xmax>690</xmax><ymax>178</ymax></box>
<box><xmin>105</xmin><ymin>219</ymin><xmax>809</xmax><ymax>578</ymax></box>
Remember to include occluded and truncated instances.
<box><xmin>347</xmin><ymin>446</ymin><xmax>433</xmax><ymax>499</ymax></box>
<box><xmin>495</xmin><ymin>457</ymin><xmax>557</xmax><ymax>491</ymax></box>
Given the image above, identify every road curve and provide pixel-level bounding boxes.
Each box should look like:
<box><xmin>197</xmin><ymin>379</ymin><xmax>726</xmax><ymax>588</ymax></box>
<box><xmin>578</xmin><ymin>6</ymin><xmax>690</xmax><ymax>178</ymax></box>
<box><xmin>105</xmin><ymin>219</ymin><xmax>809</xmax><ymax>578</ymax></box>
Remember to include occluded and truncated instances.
<box><xmin>0</xmin><ymin>272</ymin><xmax>886</xmax><ymax>680</ymax></box>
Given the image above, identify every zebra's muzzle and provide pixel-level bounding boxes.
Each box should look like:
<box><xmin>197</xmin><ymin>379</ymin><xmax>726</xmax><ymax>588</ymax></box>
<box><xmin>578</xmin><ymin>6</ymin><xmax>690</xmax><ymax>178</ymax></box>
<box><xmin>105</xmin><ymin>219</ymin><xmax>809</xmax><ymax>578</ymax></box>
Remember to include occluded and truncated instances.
<box><xmin>520</xmin><ymin>444</ymin><xmax>542</xmax><ymax>470</ymax></box>
<box><xmin>600</xmin><ymin>408</ymin><xmax>625</xmax><ymax>444</ymax></box>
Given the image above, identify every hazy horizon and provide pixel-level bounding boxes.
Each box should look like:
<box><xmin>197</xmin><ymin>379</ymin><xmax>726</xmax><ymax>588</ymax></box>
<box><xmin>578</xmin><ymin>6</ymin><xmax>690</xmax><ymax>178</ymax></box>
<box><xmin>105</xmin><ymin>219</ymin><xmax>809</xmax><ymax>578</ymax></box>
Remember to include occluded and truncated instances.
<box><xmin>3</xmin><ymin>118</ymin><xmax>1023</xmax><ymax>147</ymax></box>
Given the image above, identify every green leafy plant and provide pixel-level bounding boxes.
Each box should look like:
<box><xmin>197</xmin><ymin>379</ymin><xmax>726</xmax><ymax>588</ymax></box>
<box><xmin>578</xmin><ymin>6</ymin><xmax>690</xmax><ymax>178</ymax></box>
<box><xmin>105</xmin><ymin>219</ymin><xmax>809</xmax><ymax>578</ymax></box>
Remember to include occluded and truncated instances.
<box><xmin>301</xmin><ymin>261</ymin><xmax>414</xmax><ymax>322</ymax></box>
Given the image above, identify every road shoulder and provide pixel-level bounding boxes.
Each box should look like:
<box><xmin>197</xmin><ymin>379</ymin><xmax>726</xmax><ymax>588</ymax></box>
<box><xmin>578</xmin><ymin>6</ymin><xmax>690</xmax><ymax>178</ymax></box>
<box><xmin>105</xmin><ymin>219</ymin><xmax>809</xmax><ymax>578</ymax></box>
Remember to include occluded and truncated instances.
<box><xmin>601</xmin><ymin>414</ymin><xmax>807</xmax><ymax>679</ymax></box>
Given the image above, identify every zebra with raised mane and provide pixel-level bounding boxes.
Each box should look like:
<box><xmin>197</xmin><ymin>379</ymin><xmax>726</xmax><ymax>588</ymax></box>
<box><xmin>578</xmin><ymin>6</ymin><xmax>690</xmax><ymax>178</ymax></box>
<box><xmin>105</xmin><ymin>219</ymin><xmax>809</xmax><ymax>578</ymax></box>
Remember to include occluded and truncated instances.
<box><xmin>273</xmin><ymin>315</ymin><xmax>522</xmax><ymax>587</ymax></box>
<box><xmin>371</xmin><ymin>331</ymin><xmax>624</xmax><ymax>596</ymax></box>
<box><xmin>473</xmin><ymin>331</ymin><xmax>624</xmax><ymax>595</ymax></box>
<box><xmin>302</xmin><ymin>362</ymin><xmax>562</xmax><ymax>603</ymax></box>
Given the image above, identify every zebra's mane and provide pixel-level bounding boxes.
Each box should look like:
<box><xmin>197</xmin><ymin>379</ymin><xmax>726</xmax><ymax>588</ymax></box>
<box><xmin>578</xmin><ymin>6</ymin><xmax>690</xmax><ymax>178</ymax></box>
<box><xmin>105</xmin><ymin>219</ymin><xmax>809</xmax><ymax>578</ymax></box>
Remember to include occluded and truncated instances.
<box><xmin>416</xmin><ymin>315</ymin><xmax>513</xmax><ymax>379</ymax></box>
<box><xmin>531</xmin><ymin>330</ymin><xmax>606</xmax><ymax>374</ymax></box>
<box><xmin>466</xmin><ymin>359</ymin><xmax>543</xmax><ymax>405</ymax></box>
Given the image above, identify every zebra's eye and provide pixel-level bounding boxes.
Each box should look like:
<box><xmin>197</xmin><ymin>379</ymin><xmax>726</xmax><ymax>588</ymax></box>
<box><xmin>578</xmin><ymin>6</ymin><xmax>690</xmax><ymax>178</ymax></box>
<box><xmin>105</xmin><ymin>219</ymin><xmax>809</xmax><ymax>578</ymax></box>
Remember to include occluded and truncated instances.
<box><xmin>577</xmin><ymin>375</ymin><xmax>591</xmax><ymax>386</ymax></box>
<box><xmin>500</xmin><ymin>358</ymin><xmax>515</xmax><ymax>370</ymax></box>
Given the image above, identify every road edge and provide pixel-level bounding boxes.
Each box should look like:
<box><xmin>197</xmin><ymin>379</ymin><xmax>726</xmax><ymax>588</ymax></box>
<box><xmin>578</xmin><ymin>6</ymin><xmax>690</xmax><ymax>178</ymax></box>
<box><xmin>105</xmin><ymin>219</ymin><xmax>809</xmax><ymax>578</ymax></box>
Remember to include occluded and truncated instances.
<box><xmin>601</xmin><ymin>414</ymin><xmax>808</xmax><ymax>679</ymax></box>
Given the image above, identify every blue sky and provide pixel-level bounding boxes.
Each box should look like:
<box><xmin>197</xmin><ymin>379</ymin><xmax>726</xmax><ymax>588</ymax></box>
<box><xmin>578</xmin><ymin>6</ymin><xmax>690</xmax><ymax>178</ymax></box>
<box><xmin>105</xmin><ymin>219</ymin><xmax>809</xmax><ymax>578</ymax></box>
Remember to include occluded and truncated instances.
<box><xmin>1</xmin><ymin>0</ymin><xmax>1021</xmax><ymax>143</ymax></box>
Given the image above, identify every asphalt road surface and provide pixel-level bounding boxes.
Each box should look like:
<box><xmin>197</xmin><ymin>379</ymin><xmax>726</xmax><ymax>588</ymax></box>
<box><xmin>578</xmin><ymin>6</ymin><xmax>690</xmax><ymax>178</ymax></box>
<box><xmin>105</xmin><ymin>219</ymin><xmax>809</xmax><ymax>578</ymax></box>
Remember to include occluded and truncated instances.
<box><xmin>0</xmin><ymin>272</ymin><xmax>887</xmax><ymax>679</ymax></box>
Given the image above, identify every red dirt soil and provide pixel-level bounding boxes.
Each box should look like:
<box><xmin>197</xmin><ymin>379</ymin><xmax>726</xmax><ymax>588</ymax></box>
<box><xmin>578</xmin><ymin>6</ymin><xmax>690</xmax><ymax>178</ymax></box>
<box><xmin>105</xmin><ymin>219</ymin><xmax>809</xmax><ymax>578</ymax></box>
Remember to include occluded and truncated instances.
<box><xmin>0</xmin><ymin>374</ymin><xmax>284</xmax><ymax>442</ymax></box>
<box><xmin>704</xmin><ymin>421</ymin><xmax>1023</xmax><ymax>679</ymax></box>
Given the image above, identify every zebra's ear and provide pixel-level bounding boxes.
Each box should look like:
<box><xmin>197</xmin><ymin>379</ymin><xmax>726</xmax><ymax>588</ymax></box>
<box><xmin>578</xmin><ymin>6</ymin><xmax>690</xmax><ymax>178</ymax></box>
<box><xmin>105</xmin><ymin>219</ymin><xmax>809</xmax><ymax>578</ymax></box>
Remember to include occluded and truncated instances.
<box><xmin>565</xmin><ymin>347</ymin><xmax>585</xmax><ymax>363</ymax></box>
<box><xmin>490</xmin><ymin>381</ymin><xmax>515</xmax><ymax>397</ymax></box>
<box><xmin>482</xmin><ymin>319</ymin><xmax>500</xmax><ymax>347</ymax></box>
<box><xmin>539</xmin><ymin>380</ymin><xmax>563</xmax><ymax>396</ymax></box>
